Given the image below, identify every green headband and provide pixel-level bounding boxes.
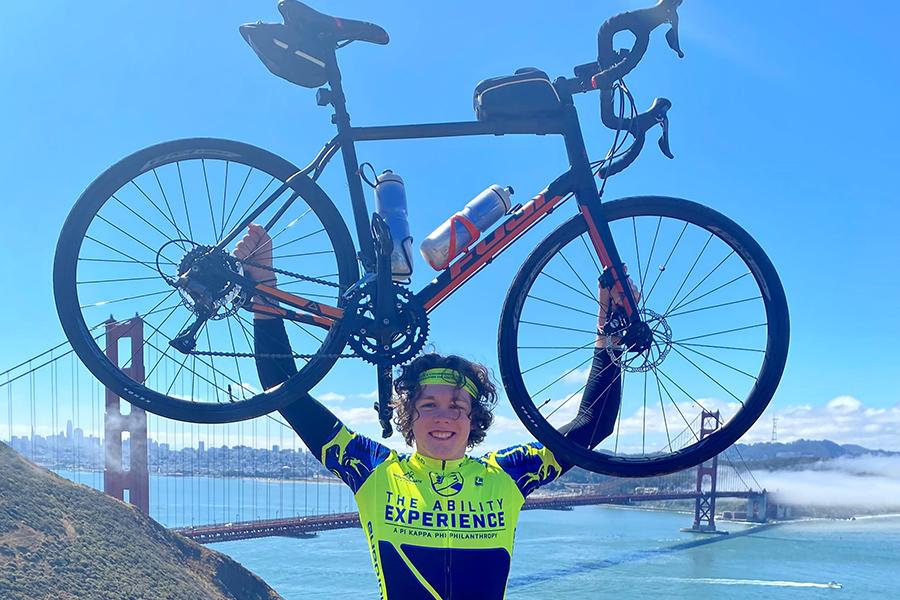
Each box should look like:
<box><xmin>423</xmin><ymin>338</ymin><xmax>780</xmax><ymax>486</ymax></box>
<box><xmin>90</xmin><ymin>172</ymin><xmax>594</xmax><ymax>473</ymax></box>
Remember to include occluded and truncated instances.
<box><xmin>417</xmin><ymin>368</ymin><xmax>479</xmax><ymax>399</ymax></box>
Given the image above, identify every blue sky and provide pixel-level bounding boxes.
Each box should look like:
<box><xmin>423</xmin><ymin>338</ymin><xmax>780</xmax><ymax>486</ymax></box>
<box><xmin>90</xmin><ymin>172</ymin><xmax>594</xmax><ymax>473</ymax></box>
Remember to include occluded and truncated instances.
<box><xmin>1</xmin><ymin>1</ymin><xmax>898</xmax><ymax>451</ymax></box>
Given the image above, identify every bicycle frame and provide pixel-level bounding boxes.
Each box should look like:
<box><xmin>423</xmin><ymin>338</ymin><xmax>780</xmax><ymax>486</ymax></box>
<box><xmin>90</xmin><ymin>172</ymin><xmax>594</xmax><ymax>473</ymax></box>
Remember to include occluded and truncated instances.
<box><xmin>213</xmin><ymin>51</ymin><xmax>642</xmax><ymax>328</ymax></box>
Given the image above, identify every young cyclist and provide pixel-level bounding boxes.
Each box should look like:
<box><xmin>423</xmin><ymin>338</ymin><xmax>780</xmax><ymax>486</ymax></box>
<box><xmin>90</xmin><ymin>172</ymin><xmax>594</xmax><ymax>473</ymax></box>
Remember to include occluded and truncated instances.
<box><xmin>236</xmin><ymin>224</ymin><xmax>632</xmax><ymax>599</ymax></box>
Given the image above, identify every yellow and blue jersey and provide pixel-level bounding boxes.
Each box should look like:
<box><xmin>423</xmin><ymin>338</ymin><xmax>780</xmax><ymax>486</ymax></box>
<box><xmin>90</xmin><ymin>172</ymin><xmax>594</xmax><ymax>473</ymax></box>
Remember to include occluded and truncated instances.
<box><xmin>320</xmin><ymin>423</ymin><xmax>564</xmax><ymax>599</ymax></box>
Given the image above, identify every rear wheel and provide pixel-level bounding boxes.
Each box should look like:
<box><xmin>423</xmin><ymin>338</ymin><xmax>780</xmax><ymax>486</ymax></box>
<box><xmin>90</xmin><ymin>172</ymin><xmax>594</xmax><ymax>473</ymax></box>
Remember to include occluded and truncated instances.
<box><xmin>498</xmin><ymin>196</ymin><xmax>789</xmax><ymax>476</ymax></box>
<box><xmin>54</xmin><ymin>138</ymin><xmax>359</xmax><ymax>423</ymax></box>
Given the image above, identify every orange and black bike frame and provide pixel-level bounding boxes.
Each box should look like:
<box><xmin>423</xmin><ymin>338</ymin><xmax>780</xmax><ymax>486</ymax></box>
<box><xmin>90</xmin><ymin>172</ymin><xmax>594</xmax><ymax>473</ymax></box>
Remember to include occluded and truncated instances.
<box><xmin>212</xmin><ymin>50</ymin><xmax>642</xmax><ymax>330</ymax></box>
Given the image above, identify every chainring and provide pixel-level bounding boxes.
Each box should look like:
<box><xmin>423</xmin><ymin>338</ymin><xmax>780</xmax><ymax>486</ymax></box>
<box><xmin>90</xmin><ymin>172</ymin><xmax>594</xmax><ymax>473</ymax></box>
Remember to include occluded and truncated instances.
<box><xmin>346</xmin><ymin>281</ymin><xmax>429</xmax><ymax>366</ymax></box>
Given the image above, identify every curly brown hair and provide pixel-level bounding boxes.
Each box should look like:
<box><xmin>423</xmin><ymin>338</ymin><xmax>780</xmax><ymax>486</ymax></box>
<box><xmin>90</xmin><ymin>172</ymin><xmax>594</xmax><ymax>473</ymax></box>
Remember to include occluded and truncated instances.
<box><xmin>391</xmin><ymin>353</ymin><xmax>498</xmax><ymax>449</ymax></box>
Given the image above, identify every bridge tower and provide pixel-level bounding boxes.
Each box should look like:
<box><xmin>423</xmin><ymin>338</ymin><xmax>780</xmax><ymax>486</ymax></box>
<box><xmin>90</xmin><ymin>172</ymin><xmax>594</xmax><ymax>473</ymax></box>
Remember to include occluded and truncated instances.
<box><xmin>684</xmin><ymin>410</ymin><xmax>723</xmax><ymax>533</ymax></box>
<box><xmin>103</xmin><ymin>316</ymin><xmax>149</xmax><ymax>514</ymax></box>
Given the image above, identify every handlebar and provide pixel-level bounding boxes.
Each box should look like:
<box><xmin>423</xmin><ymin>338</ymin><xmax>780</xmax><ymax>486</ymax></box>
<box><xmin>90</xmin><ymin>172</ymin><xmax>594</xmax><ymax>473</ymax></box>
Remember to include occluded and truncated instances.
<box><xmin>594</xmin><ymin>0</ymin><xmax>684</xmax><ymax>89</ymax></box>
<box><xmin>561</xmin><ymin>0</ymin><xmax>685</xmax><ymax>177</ymax></box>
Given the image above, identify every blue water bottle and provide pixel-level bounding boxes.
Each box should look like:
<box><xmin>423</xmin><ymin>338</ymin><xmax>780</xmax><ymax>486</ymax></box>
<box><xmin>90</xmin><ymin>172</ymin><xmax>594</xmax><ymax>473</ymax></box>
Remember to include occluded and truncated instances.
<box><xmin>374</xmin><ymin>170</ymin><xmax>414</xmax><ymax>282</ymax></box>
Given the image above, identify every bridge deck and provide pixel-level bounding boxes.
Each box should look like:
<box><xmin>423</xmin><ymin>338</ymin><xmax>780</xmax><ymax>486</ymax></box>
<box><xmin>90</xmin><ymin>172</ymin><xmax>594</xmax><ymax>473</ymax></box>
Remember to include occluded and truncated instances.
<box><xmin>174</xmin><ymin>490</ymin><xmax>757</xmax><ymax>544</ymax></box>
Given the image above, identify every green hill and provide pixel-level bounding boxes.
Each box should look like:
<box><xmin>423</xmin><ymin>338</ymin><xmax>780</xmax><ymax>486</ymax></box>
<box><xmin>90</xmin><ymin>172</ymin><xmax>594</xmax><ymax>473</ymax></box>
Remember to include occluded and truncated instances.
<box><xmin>0</xmin><ymin>441</ymin><xmax>281</xmax><ymax>600</ymax></box>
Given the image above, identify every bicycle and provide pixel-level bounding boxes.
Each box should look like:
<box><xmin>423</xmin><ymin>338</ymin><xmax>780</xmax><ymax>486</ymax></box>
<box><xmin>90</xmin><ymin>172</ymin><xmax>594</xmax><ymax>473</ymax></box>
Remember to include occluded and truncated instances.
<box><xmin>53</xmin><ymin>0</ymin><xmax>789</xmax><ymax>477</ymax></box>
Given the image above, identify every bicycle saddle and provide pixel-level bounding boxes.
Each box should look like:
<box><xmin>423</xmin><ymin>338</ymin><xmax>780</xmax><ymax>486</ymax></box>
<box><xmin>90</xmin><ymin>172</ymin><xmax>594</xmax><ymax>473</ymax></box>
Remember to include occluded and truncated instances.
<box><xmin>278</xmin><ymin>0</ymin><xmax>389</xmax><ymax>45</ymax></box>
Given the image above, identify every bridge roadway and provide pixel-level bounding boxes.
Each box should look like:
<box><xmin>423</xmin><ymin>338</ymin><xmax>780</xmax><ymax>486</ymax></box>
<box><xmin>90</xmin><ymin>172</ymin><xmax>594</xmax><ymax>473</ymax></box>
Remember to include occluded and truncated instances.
<box><xmin>173</xmin><ymin>490</ymin><xmax>758</xmax><ymax>544</ymax></box>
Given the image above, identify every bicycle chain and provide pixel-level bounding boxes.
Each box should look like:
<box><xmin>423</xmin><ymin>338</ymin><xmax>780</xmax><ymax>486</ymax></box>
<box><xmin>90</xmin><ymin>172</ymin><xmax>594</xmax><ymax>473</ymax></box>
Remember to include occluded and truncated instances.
<box><xmin>188</xmin><ymin>259</ymin><xmax>351</xmax><ymax>360</ymax></box>
<box><xmin>189</xmin><ymin>349</ymin><xmax>360</xmax><ymax>360</ymax></box>
<box><xmin>237</xmin><ymin>258</ymin><xmax>343</xmax><ymax>290</ymax></box>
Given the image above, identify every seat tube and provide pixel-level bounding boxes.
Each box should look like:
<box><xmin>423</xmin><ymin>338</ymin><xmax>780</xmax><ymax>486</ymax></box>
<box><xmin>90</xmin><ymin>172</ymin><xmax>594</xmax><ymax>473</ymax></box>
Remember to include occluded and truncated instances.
<box><xmin>326</xmin><ymin>54</ymin><xmax>376</xmax><ymax>271</ymax></box>
<box><xmin>560</xmin><ymin>104</ymin><xmax>641</xmax><ymax>318</ymax></box>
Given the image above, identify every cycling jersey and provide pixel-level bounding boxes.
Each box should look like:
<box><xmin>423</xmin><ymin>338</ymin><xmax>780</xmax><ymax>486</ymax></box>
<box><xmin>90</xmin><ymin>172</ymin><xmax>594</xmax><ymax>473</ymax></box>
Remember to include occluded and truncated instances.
<box><xmin>254</xmin><ymin>318</ymin><xmax>621</xmax><ymax>599</ymax></box>
<box><xmin>320</xmin><ymin>422</ymin><xmax>563</xmax><ymax>599</ymax></box>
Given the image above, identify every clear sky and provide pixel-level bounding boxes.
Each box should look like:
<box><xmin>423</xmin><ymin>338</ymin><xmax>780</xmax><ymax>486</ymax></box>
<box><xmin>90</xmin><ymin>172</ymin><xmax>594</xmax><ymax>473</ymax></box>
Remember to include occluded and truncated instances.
<box><xmin>1</xmin><ymin>1</ymin><xmax>898</xmax><ymax>452</ymax></box>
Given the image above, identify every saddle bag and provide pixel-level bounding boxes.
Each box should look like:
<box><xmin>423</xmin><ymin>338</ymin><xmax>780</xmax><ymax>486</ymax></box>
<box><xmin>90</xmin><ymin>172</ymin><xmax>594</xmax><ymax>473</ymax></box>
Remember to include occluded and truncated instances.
<box><xmin>239</xmin><ymin>21</ymin><xmax>329</xmax><ymax>88</ymax></box>
<box><xmin>473</xmin><ymin>68</ymin><xmax>562</xmax><ymax>121</ymax></box>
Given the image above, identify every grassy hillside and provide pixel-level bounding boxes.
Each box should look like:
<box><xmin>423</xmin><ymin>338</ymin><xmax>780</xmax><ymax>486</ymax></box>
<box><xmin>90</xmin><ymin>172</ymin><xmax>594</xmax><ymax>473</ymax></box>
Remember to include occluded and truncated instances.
<box><xmin>0</xmin><ymin>442</ymin><xmax>281</xmax><ymax>600</ymax></box>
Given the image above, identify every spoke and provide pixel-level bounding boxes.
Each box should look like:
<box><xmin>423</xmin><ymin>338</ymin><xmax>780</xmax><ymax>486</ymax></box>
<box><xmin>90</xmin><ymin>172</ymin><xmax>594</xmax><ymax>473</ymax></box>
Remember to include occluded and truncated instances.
<box><xmin>667</xmin><ymin>272</ymin><xmax>753</xmax><ymax>316</ymax></box>
<box><xmin>662</xmin><ymin>232</ymin><xmax>714</xmax><ymax>317</ymax></box>
<box><xmin>222</xmin><ymin>165</ymin><xmax>254</xmax><ymax>238</ymax></box>
<box><xmin>531</xmin><ymin>352</ymin><xmax>596</xmax><ymax>404</ymax></box>
<box><xmin>526</xmin><ymin>294</ymin><xmax>598</xmax><ymax>318</ymax></box>
<box><xmin>79</xmin><ymin>257</ymin><xmax>161</xmax><ymax>265</ymax></box>
<box><xmin>642</xmin><ymin>220</ymin><xmax>688</xmax><ymax>307</ymax></box>
<box><xmin>678</xmin><ymin>341</ymin><xmax>764</xmax><ymax>354</ymax></box>
<box><xmin>271</xmin><ymin>226</ymin><xmax>325</xmax><ymax>252</ymax></box>
<box><xmin>671</xmin><ymin>342</ymin><xmax>758</xmax><ymax>381</ymax></box>
<box><xmin>519</xmin><ymin>345</ymin><xmax>600</xmax><ymax>350</ymax></box>
<box><xmin>152</xmin><ymin>168</ymin><xmax>191</xmax><ymax>244</ymax></box>
<box><xmin>271</xmin><ymin>249</ymin><xmax>335</xmax><ymax>260</ymax></box>
<box><xmin>666</xmin><ymin>250</ymin><xmax>735</xmax><ymax>315</ymax></box>
<box><xmin>538</xmin><ymin>272</ymin><xmax>599</xmax><ymax>305</ymax></box>
<box><xmin>203</xmin><ymin>326</ymin><xmax>222</xmax><ymax>404</ymax></box>
<box><xmin>642</xmin><ymin>370</ymin><xmax>648</xmax><ymax>454</ymax></box>
<box><xmin>650</xmin><ymin>361</ymin><xmax>673</xmax><ymax>452</ymax></box>
<box><xmin>144</xmin><ymin>337</ymin><xmax>235</xmax><ymax>400</ymax></box>
<box><xmin>84</xmin><ymin>235</ymin><xmax>175</xmax><ymax>273</ymax></box>
<box><xmin>143</xmin><ymin>312</ymin><xmax>194</xmax><ymax>382</ymax></box>
<box><xmin>667</xmin><ymin>295</ymin><xmax>761</xmax><ymax>319</ymax></box>
<box><xmin>632</xmin><ymin>216</ymin><xmax>646</xmax><ymax>295</ymax></box>
<box><xmin>77</xmin><ymin>275</ymin><xmax>162</xmax><ymax>285</ymax></box>
<box><xmin>653</xmin><ymin>367</ymin><xmax>702</xmax><ymax>441</ymax></box>
<box><xmin>267</xmin><ymin>206</ymin><xmax>314</xmax><ymax>245</ymax></box>
<box><xmin>229</xmin><ymin>176</ymin><xmax>277</xmax><ymax>237</ymax></box>
<box><xmin>80</xmin><ymin>288</ymin><xmax>175</xmax><ymax>309</ymax></box>
<box><xmin>176</xmin><ymin>162</ymin><xmax>194</xmax><ymax>240</ymax></box>
<box><xmin>234</xmin><ymin>312</ymin><xmax>319</xmax><ymax>355</ymax></box>
<box><xmin>669</xmin><ymin>345</ymin><xmax>744</xmax><ymax>404</ymax></box>
<box><xmin>578</xmin><ymin>233</ymin><xmax>601</xmax><ymax>276</ymax></box>
<box><xmin>164</xmin><ymin>349</ymin><xmax>193</xmax><ymax>397</ymax></box>
<box><xmin>111</xmin><ymin>194</ymin><xmax>186</xmax><ymax>252</ymax></box>
<box><xmin>518</xmin><ymin>320</ymin><xmax>596</xmax><ymax>336</ymax></box>
<box><xmin>542</xmin><ymin>353</ymin><xmax>622</xmax><ymax>420</ymax></box>
<box><xmin>521</xmin><ymin>340</ymin><xmax>596</xmax><ymax>376</ymax></box>
<box><xmin>95</xmin><ymin>214</ymin><xmax>178</xmax><ymax>265</ymax></box>
<box><xmin>655</xmin><ymin>364</ymin><xmax>712</xmax><ymax>416</ymax></box>
<box><xmin>130</xmin><ymin>179</ymin><xmax>188</xmax><ymax>243</ymax></box>
<box><xmin>673</xmin><ymin>322</ymin><xmax>766</xmax><ymax>344</ymax></box>
<box><xmin>219</xmin><ymin>161</ymin><xmax>229</xmax><ymax>241</ymax></box>
<box><xmin>614</xmin><ymin>369</ymin><xmax>625</xmax><ymax>453</ymax></box>
<box><xmin>225</xmin><ymin>318</ymin><xmax>248</xmax><ymax>401</ymax></box>
<box><xmin>559</xmin><ymin>248</ymin><xmax>595</xmax><ymax>301</ymax></box>
<box><xmin>202</xmin><ymin>159</ymin><xmax>217</xmax><ymax>240</ymax></box>
<box><xmin>640</xmin><ymin>216</ymin><xmax>662</xmax><ymax>311</ymax></box>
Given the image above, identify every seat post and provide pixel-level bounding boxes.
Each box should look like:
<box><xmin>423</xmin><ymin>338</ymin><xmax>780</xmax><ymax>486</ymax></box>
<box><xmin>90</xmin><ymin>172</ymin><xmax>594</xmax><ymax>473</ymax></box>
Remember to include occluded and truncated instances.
<box><xmin>324</xmin><ymin>50</ymin><xmax>376</xmax><ymax>271</ymax></box>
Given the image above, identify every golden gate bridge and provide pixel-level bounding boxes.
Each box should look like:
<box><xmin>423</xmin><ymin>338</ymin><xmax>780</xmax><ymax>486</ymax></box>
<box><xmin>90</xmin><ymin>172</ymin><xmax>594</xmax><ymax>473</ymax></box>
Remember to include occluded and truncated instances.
<box><xmin>1</xmin><ymin>316</ymin><xmax>770</xmax><ymax>545</ymax></box>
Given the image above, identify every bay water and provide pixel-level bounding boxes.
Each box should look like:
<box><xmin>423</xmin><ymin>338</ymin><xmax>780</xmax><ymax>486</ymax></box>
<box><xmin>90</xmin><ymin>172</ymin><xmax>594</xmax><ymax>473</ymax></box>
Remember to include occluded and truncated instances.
<box><xmin>55</xmin><ymin>471</ymin><xmax>899</xmax><ymax>598</ymax></box>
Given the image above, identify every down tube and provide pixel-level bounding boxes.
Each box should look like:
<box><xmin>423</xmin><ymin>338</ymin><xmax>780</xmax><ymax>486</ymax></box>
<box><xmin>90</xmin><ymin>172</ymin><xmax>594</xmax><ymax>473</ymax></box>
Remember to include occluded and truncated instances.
<box><xmin>416</xmin><ymin>189</ymin><xmax>571</xmax><ymax>313</ymax></box>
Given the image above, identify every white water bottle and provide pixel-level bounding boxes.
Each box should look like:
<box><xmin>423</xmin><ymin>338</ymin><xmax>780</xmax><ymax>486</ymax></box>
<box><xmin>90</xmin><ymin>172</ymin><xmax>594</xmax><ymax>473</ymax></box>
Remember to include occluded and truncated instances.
<box><xmin>374</xmin><ymin>171</ymin><xmax>414</xmax><ymax>282</ymax></box>
<box><xmin>419</xmin><ymin>185</ymin><xmax>514</xmax><ymax>271</ymax></box>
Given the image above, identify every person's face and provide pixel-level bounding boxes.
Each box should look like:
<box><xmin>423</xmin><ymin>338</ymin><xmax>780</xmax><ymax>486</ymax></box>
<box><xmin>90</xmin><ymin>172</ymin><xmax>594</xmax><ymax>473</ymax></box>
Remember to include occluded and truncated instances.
<box><xmin>411</xmin><ymin>384</ymin><xmax>473</xmax><ymax>460</ymax></box>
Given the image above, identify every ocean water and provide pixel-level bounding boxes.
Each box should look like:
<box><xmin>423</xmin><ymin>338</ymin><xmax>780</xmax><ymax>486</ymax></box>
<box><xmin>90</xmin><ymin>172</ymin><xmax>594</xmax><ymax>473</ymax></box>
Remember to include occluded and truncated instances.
<box><xmin>212</xmin><ymin>506</ymin><xmax>900</xmax><ymax>599</ymax></box>
<box><xmin>54</xmin><ymin>471</ymin><xmax>900</xmax><ymax>598</ymax></box>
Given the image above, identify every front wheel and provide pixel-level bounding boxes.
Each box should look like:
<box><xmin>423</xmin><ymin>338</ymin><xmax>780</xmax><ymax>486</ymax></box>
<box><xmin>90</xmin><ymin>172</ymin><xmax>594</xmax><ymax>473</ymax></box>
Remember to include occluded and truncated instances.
<box><xmin>498</xmin><ymin>196</ymin><xmax>789</xmax><ymax>476</ymax></box>
<box><xmin>54</xmin><ymin>138</ymin><xmax>359</xmax><ymax>423</ymax></box>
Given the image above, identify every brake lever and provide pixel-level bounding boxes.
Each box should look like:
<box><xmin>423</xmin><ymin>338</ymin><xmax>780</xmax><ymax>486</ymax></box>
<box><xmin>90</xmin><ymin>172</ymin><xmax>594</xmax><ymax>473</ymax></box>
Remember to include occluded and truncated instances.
<box><xmin>657</xmin><ymin>114</ymin><xmax>674</xmax><ymax>159</ymax></box>
<box><xmin>664</xmin><ymin>0</ymin><xmax>685</xmax><ymax>58</ymax></box>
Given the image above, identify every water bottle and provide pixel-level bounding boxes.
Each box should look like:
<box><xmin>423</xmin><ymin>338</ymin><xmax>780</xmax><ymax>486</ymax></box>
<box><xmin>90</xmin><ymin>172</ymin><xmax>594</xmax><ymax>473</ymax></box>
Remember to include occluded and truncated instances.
<box><xmin>374</xmin><ymin>170</ymin><xmax>414</xmax><ymax>282</ymax></box>
<box><xmin>419</xmin><ymin>185</ymin><xmax>514</xmax><ymax>271</ymax></box>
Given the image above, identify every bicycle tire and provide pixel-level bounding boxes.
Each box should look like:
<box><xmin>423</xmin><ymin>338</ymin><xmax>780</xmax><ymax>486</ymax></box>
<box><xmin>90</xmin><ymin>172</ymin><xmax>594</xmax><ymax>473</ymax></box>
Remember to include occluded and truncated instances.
<box><xmin>498</xmin><ymin>196</ymin><xmax>789</xmax><ymax>476</ymax></box>
<box><xmin>54</xmin><ymin>138</ymin><xmax>359</xmax><ymax>423</ymax></box>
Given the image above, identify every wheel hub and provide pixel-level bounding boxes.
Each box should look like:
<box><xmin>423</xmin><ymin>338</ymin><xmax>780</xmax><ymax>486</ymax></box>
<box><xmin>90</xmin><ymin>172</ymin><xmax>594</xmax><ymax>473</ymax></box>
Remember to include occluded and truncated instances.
<box><xmin>604</xmin><ymin>308</ymin><xmax>672</xmax><ymax>373</ymax></box>
<box><xmin>171</xmin><ymin>243</ymin><xmax>247</xmax><ymax>320</ymax></box>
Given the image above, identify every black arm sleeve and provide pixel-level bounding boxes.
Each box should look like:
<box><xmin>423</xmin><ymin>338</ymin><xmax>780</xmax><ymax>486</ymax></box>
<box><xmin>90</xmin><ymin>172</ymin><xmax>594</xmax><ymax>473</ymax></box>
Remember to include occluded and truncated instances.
<box><xmin>254</xmin><ymin>318</ymin><xmax>340</xmax><ymax>459</ymax></box>
<box><xmin>557</xmin><ymin>348</ymin><xmax>621</xmax><ymax>449</ymax></box>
